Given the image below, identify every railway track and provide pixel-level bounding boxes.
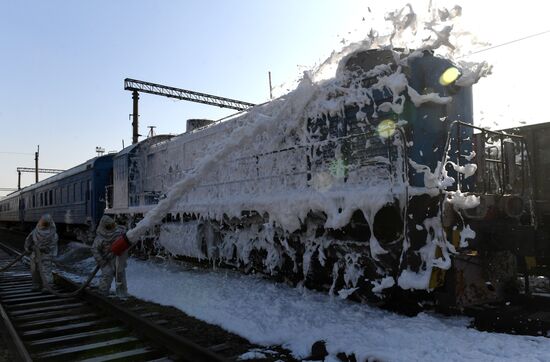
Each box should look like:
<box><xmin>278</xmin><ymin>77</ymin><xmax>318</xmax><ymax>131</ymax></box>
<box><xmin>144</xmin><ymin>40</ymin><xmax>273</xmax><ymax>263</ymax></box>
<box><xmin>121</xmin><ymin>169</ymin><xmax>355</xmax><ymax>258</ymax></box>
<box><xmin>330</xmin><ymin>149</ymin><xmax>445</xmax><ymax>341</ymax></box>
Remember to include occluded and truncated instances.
<box><xmin>0</xmin><ymin>241</ymin><xmax>228</xmax><ymax>362</ymax></box>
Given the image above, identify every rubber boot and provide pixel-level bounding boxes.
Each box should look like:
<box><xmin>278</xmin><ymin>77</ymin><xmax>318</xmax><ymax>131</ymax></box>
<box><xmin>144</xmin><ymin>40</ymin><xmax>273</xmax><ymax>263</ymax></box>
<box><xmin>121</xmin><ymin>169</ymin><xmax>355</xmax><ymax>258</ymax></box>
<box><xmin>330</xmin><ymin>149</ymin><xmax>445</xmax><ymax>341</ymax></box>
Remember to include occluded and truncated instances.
<box><xmin>116</xmin><ymin>282</ymin><xmax>129</xmax><ymax>299</ymax></box>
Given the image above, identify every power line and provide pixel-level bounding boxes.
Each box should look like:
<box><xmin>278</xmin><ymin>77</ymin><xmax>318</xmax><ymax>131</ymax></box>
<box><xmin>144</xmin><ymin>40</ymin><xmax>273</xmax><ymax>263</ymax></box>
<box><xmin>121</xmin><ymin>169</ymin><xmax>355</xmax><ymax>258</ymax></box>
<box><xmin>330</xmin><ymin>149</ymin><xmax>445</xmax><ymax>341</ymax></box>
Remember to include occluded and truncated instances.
<box><xmin>0</xmin><ymin>151</ymin><xmax>33</xmax><ymax>155</ymax></box>
<box><xmin>463</xmin><ymin>29</ymin><xmax>550</xmax><ymax>57</ymax></box>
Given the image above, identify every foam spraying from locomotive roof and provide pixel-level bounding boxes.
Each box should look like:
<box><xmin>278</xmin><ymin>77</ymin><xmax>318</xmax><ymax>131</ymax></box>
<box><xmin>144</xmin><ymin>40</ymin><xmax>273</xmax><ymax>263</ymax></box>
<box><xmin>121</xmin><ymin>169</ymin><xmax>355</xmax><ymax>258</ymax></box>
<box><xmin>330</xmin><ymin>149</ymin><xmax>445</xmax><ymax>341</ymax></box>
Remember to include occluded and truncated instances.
<box><xmin>126</xmin><ymin>2</ymin><xmax>488</xmax><ymax>267</ymax></box>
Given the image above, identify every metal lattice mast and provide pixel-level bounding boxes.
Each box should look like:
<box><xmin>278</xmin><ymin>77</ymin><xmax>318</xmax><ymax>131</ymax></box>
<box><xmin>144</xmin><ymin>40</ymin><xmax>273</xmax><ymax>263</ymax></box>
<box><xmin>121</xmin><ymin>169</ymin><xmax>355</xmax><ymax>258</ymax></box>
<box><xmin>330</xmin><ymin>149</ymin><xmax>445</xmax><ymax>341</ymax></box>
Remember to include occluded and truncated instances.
<box><xmin>17</xmin><ymin>167</ymin><xmax>65</xmax><ymax>190</ymax></box>
<box><xmin>124</xmin><ymin>78</ymin><xmax>256</xmax><ymax>144</ymax></box>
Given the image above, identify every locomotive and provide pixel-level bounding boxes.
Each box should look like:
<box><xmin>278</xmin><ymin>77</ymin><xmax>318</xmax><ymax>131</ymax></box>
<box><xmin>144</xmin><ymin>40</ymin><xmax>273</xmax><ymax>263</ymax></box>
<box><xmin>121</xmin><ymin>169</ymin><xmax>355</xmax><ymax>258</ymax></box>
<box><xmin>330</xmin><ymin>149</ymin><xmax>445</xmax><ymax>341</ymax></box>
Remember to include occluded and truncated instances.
<box><xmin>104</xmin><ymin>48</ymin><xmax>549</xmax><ymax>307</ymax></box>
<box><xmin>1</xmin><ymin>48</ymin><xmax>548</xmax><ymax>308</ymax></box>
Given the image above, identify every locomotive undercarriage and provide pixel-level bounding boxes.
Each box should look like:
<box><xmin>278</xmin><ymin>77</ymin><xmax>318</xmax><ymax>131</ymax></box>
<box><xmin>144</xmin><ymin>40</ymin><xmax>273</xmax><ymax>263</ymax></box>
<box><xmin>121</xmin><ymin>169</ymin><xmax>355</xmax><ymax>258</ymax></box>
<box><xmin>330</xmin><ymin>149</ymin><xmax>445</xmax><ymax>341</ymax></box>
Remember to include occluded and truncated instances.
<box><xmin>120</xmin><ymin>193</ymin><xmax>518</xmax><ymax>311</ymax></box>
<box><xmin>123</xmin><ymin>203</ymin><xmax>414</xmax><ymax>305</ymax></box>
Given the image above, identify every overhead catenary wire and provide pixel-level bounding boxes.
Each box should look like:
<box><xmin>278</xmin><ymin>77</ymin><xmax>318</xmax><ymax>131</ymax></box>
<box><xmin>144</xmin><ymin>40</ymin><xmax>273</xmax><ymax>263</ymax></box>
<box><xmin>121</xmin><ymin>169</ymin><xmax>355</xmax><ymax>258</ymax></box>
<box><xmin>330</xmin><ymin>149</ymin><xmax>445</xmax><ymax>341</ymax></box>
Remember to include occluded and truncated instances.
<box><xmin>0</xmin><ymin>151</ymin><xmax>33</xmax><ymax>155</ymax></box>
<box><xmin>460</xmin><ymin>29</ymin><xmax>550</xmax><ymax>58</ymax></box>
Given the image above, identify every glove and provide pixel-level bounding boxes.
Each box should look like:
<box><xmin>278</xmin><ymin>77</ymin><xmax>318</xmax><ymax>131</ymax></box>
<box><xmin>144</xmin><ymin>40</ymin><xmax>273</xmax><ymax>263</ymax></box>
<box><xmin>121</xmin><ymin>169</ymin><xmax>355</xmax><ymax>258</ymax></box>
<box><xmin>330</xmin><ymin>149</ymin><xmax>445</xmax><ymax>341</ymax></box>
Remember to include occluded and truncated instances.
<box><xmin>111</xmin><ymin>234</ymin><xmax>131</xmax><ymax>256</ymax></box>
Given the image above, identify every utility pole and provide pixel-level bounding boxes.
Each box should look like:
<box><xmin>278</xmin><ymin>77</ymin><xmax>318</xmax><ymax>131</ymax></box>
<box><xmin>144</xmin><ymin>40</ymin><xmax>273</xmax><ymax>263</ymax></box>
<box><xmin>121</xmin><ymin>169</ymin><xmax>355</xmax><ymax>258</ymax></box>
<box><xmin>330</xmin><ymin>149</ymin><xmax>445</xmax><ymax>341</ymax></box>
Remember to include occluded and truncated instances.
<box><xmin>132</xmin><ymin>90</ymin><xmax>140</xmax><ymax>144</ymax></box>
<box><xmin>268</xmin><ymin>71</ymin><xmax>273</xmax><ymax>100</ymax></box>
<box><xmin>34</xmin><ymin>145</ymin><xmax>39</xmax><ymax>183</ymax></box>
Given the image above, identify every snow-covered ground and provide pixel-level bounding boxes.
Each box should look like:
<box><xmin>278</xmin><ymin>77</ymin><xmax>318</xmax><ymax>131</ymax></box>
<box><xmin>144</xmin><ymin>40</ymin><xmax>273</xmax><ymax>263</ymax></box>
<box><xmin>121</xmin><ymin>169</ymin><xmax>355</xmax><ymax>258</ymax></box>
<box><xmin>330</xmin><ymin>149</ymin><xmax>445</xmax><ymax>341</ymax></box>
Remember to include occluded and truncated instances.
<box><xmin>62</xmin><ymin>257</ymin><xmax>550</xmax><ymax>362</ymax></box>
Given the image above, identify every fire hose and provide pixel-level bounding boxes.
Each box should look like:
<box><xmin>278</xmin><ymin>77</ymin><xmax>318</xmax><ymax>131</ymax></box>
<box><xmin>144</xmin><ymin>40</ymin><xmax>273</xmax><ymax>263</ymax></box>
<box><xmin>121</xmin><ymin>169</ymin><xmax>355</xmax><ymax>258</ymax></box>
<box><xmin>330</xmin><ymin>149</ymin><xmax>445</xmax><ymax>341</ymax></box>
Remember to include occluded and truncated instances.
<box><xmin>0</xmin><ymin>237</ymin><xmax>135</xmax><ymax>298</ymax></box>
<box><xmin>34</xmin><ymin>247</ymin><xmax>103</xmax><ymax>298</ymax></box>
<box><xmin>0</xmin><ymin>252</ymin><xmax>30</xmax><ymax>272</ymax></box>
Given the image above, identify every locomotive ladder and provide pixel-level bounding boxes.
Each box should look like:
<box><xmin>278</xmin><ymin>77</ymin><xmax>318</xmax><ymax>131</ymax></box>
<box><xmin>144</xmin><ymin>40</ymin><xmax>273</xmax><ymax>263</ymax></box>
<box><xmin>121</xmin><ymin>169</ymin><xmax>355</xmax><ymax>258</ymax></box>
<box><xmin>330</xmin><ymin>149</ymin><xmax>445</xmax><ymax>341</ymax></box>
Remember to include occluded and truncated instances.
<box><xmin>0</xmin><ymin>242</ymin><xmax>227</xmax><ymax>362</ymax></box>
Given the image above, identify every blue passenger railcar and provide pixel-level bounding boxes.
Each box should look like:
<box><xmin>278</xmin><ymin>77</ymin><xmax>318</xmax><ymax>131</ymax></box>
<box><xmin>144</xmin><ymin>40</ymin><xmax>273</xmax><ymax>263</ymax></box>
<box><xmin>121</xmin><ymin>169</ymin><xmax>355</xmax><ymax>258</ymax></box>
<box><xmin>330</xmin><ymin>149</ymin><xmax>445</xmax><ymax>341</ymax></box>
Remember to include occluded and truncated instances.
<box><xmin>0</xmin><ymin>154</ymin><xmax>114</xmax><ymax>232</ymax></box>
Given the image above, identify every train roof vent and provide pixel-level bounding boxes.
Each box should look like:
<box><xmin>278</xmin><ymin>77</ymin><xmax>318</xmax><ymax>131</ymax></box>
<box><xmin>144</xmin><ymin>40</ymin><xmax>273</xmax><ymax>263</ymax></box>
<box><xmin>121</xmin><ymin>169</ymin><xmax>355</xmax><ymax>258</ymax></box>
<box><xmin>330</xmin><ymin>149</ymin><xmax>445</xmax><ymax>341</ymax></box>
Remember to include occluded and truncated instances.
<box><xmin>186</xmin><ymin>119</ymin><xmax>215</xmax><ymax>133</ymax></box>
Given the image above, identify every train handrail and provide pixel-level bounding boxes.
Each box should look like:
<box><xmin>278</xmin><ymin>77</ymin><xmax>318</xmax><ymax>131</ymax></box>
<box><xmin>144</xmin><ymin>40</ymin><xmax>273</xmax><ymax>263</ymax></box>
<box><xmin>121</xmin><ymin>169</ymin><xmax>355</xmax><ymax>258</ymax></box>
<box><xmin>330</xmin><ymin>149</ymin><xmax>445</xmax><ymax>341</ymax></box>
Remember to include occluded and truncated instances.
<box><xmin>442</xmin><ymin>120</ymin><xmax>530</xmax><ymax>196</ymax></box>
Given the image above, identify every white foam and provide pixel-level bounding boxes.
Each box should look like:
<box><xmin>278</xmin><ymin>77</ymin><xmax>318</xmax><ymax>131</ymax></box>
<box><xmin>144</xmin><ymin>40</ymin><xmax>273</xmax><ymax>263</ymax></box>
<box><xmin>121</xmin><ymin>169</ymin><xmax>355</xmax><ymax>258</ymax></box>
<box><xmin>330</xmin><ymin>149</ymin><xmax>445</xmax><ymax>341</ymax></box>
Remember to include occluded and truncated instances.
<box><xmin>121</xmin><ymin>3</ymin><xmax>493</xmax><ymax>295</ymax></box>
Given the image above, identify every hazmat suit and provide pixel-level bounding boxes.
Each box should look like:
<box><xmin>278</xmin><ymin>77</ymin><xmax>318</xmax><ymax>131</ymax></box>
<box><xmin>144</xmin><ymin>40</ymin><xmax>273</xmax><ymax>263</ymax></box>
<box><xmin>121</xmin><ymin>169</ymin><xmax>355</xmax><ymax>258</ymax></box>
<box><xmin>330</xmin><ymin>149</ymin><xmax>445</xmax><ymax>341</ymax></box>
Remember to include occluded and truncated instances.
<box><xmin>76</xmin><ymin>219</ymin><xmax>96</xmax><ymax>245</ymax></box>
<box><xmin>24</xmin><ymin>214</ymin><xmax>59</xmax><ymax>291</ymax></box>
<box><xmin>92</xmin><ymin>215</ymin><xmax>128</xmax><ymax>297</ymax></box>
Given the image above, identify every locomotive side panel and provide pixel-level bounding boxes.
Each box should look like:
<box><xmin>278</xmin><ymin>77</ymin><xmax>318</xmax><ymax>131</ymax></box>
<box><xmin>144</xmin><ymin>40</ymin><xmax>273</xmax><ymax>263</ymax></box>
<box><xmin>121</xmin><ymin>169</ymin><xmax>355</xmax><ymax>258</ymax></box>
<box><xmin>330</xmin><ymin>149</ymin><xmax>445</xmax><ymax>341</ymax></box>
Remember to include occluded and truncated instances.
<box><xmin>111</xmin><ymin>50</ymin><xmax>542</xmax><ymax>307</ymax></box>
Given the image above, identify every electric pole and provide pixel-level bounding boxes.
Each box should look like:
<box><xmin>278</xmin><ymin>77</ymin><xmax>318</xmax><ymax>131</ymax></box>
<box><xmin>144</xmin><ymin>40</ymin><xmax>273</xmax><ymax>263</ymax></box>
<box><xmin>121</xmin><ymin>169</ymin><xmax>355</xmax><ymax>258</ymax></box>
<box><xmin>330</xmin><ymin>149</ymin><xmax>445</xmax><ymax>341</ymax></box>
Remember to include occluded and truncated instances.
<box><xmin>34</xmin><ymin>145</ymin><xmax>39</xmax><ymax>183</ymax></box>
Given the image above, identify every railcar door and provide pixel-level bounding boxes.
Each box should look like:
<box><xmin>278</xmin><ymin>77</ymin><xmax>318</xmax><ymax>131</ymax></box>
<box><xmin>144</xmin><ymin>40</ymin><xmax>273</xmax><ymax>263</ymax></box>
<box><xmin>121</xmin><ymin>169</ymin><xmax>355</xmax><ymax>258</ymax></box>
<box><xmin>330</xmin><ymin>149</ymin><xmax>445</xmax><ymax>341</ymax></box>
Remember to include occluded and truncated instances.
<box><xmin>86</xmin><ymin>179</ymin><xmax>92</xmax><ymax>222</ymax></box>
<box><xmin>18</xmin><ymin>197</ymin><xmax>25</xmax><ymax>224</ymax></box>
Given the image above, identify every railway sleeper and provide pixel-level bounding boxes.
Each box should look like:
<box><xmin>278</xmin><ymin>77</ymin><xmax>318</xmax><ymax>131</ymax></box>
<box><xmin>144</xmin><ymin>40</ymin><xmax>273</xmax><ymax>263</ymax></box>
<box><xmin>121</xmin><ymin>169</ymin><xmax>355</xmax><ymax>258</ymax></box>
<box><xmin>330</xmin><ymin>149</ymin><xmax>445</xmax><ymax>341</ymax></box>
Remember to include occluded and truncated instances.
<box><xmin>0</xmin><ymin>290</ymin><xmax>48</xmax><ymax>298</ymax></box>
<box><xmin>77</xmin><ymin>346</ymin><xmax>164</xmax><ymax>362</ymax></box>
<box><xmin>32</xmin><ymin>336</ymin><xmax>149</xmax><ymax>361</ymax></box>
<box><xmin>16</xmin><ymin>312</ymin><xmax>100</xmax><ymax>330</ymax></box>
<box><xmin>13</xmin><ymin>306</ymin><xmax>93</xmax><ymax>322</ymax></box>
<box><xmin>27</xmin><ymin>327</ymin><xmax>129</xmax><ymax>349</ymax></box>
<box><xmin>2</xmin><ymin>293</ymin><xmax>60</xmax><ymax>305</ymax></box>
<box><xmin>6</xmin><ymin>297</ymin><xmax>80</xmax><ymax>310</ymax></box>
<box><xmin>9</xmin><ymin>302</ymin><xmax>88</xmax><ymax>317</ymax></box>
<box><xmin>20</xmin><ymin>318</ymin><xmax>118</xmax><ymax>339</ymax></box>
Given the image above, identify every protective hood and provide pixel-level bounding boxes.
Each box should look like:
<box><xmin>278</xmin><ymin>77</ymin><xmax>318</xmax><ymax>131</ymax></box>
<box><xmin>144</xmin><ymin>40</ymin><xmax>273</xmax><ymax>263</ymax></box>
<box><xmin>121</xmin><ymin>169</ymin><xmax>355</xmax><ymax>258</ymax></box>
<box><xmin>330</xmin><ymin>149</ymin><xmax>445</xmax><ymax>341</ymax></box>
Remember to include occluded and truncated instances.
<box><xmin>32</xmin><ymin>214</ymin><xmax>57</xmax><ymax>243</ymax></box>
<box><xmin>96</xmin><ymin>215</ymin><xmax>125</xmax><ymax>240</ymax></box>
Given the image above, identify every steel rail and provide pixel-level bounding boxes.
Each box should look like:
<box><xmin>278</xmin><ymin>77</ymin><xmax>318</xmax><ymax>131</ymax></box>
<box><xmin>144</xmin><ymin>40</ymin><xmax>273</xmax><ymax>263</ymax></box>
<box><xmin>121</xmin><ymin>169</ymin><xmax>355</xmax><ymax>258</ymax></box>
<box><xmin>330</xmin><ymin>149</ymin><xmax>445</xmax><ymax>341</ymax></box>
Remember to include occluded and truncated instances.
<box><xmin>0</xmin><ymin>301</ymin><xmax>32</xmax><ymax>362</ymax></box>
<box><xmin>56</xmin><ymin>275</ymin><xmax>228</xmax><ymax>362</ymax></box>
<box><xmin>0</xmin><ymin>241</ymin><xmax>228</xmax><ymax>362</ymax></box>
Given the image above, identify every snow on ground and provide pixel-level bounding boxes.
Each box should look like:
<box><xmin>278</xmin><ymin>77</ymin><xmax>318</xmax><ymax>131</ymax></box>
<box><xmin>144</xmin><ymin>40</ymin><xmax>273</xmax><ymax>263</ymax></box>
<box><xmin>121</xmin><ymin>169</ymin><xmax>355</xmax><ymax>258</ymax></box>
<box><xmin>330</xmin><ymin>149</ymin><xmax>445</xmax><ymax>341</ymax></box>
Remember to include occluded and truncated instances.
<box><xmin>62</xmin><ymin>257</ymin><xmax>550</xmax><ymax>362</ymax></box>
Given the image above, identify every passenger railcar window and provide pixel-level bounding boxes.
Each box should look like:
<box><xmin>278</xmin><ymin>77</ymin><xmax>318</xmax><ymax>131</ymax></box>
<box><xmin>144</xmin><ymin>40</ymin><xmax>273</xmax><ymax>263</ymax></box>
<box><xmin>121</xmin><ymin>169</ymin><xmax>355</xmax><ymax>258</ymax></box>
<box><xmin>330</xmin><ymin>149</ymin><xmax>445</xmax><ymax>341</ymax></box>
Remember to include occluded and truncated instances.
<box><xmin>40</xmin><ymin>193</ymin><xmax>43</xmax><ymax>207</ymax></box>
<box><xmin>49</xmin><ymin>190</ymin><xmax>53</xmax><ymax>205</ymax></box>
<box><xmin>73</xmin><ymin>183</ymin><xmax>76</xmax><ymax>202</ymax></box>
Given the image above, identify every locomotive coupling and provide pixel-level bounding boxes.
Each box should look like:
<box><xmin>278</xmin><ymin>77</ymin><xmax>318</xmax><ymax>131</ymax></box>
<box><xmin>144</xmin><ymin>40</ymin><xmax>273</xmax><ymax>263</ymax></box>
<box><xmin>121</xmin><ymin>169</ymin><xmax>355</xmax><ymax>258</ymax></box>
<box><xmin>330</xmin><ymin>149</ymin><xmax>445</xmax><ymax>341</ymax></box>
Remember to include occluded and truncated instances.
<box><xmin>111</xmin><ymin>233</ymin><xmax>131</xmax><ymax>256</ymax></box>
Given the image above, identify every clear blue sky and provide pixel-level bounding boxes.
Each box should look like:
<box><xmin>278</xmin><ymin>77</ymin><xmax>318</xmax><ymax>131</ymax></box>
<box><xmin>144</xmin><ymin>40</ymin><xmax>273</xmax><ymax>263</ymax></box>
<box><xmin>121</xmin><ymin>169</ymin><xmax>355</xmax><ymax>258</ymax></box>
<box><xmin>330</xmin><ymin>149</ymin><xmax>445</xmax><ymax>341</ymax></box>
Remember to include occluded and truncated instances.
<box><xmin>1</xmin><ymin>0</ymin><xmax>549</xmax><ymax>194</ymax></box>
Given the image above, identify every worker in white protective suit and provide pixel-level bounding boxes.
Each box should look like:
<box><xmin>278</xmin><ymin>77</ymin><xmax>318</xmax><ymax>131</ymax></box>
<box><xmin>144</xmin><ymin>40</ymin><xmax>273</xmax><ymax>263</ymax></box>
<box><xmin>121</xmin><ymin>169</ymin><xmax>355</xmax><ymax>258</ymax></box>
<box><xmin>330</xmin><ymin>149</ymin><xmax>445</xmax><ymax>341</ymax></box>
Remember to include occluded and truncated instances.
<box><xmin>24</xmin><ymin>214</ymin><xmax>59</xmax><ymax>292</ymax></box>
<box><xmin>92</xmin><ymin>215</ymin><xmax>128</xmax><ymax>298</ymax></box>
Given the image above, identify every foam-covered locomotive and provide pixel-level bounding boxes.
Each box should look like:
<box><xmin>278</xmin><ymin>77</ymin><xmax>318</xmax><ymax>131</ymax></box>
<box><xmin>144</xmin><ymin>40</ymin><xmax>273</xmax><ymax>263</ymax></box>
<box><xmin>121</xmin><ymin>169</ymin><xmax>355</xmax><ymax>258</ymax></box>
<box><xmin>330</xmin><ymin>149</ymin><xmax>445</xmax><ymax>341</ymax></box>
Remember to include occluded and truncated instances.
<box><xmin>104</xmin><ymin>48</ymin><xmax>549</xmax><ymax>307</ymax></box>
<box><xmin>1</xmin><ymin>47</ymin><xmax>547</xmax><ymax>308</ymax></box>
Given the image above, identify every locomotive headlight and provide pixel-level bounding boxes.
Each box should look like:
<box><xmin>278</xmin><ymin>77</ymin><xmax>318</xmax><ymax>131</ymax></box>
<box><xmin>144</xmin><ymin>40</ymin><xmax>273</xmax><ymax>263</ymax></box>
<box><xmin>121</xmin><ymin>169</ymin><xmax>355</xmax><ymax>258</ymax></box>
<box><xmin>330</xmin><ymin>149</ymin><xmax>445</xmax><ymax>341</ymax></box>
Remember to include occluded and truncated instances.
<box><xmin>439</xmin><ymin>67</ymin><xmax>461</xmax><ymax>86</ymax></box>
<box><xmin>377</xmin><ymin>119</ymin><xmax>396</xmax><ymax>139</ymax></box>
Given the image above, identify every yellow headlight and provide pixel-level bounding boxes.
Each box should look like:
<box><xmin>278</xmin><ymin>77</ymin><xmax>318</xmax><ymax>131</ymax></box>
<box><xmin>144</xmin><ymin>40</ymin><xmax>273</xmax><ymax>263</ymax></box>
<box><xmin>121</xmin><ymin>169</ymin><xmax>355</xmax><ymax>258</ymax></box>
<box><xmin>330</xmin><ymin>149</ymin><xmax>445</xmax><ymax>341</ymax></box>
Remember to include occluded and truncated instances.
<box><xmin>439</xmin><ymin>67</ymin><xmax>461</xmax><ymax>86</ymax></box>
<box><xmin>377</xmin><ymin>119</ymin><xmax>396</xmax><ymax>138</ymax></box>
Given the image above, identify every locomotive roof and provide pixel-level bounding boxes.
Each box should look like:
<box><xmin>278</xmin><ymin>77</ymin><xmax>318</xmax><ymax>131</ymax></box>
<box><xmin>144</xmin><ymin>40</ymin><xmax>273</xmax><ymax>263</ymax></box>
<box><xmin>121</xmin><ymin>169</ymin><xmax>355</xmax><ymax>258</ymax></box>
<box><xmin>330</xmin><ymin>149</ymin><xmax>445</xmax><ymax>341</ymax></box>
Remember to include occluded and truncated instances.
<box><xmin>115</xmin><ymin>135</ymin><xmax>175</xmax><ymax>158</ymax></box>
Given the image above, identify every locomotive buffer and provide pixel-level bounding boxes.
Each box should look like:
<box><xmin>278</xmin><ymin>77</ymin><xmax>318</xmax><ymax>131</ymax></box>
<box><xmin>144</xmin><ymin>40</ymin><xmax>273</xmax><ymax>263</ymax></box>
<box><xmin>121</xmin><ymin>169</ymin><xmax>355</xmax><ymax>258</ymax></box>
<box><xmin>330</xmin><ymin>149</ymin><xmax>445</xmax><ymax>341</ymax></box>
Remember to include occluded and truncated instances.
<box><xmin>124</xmin><ymin>78</ymin><xmax>256</xmax><ymax>144</ymax></box>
